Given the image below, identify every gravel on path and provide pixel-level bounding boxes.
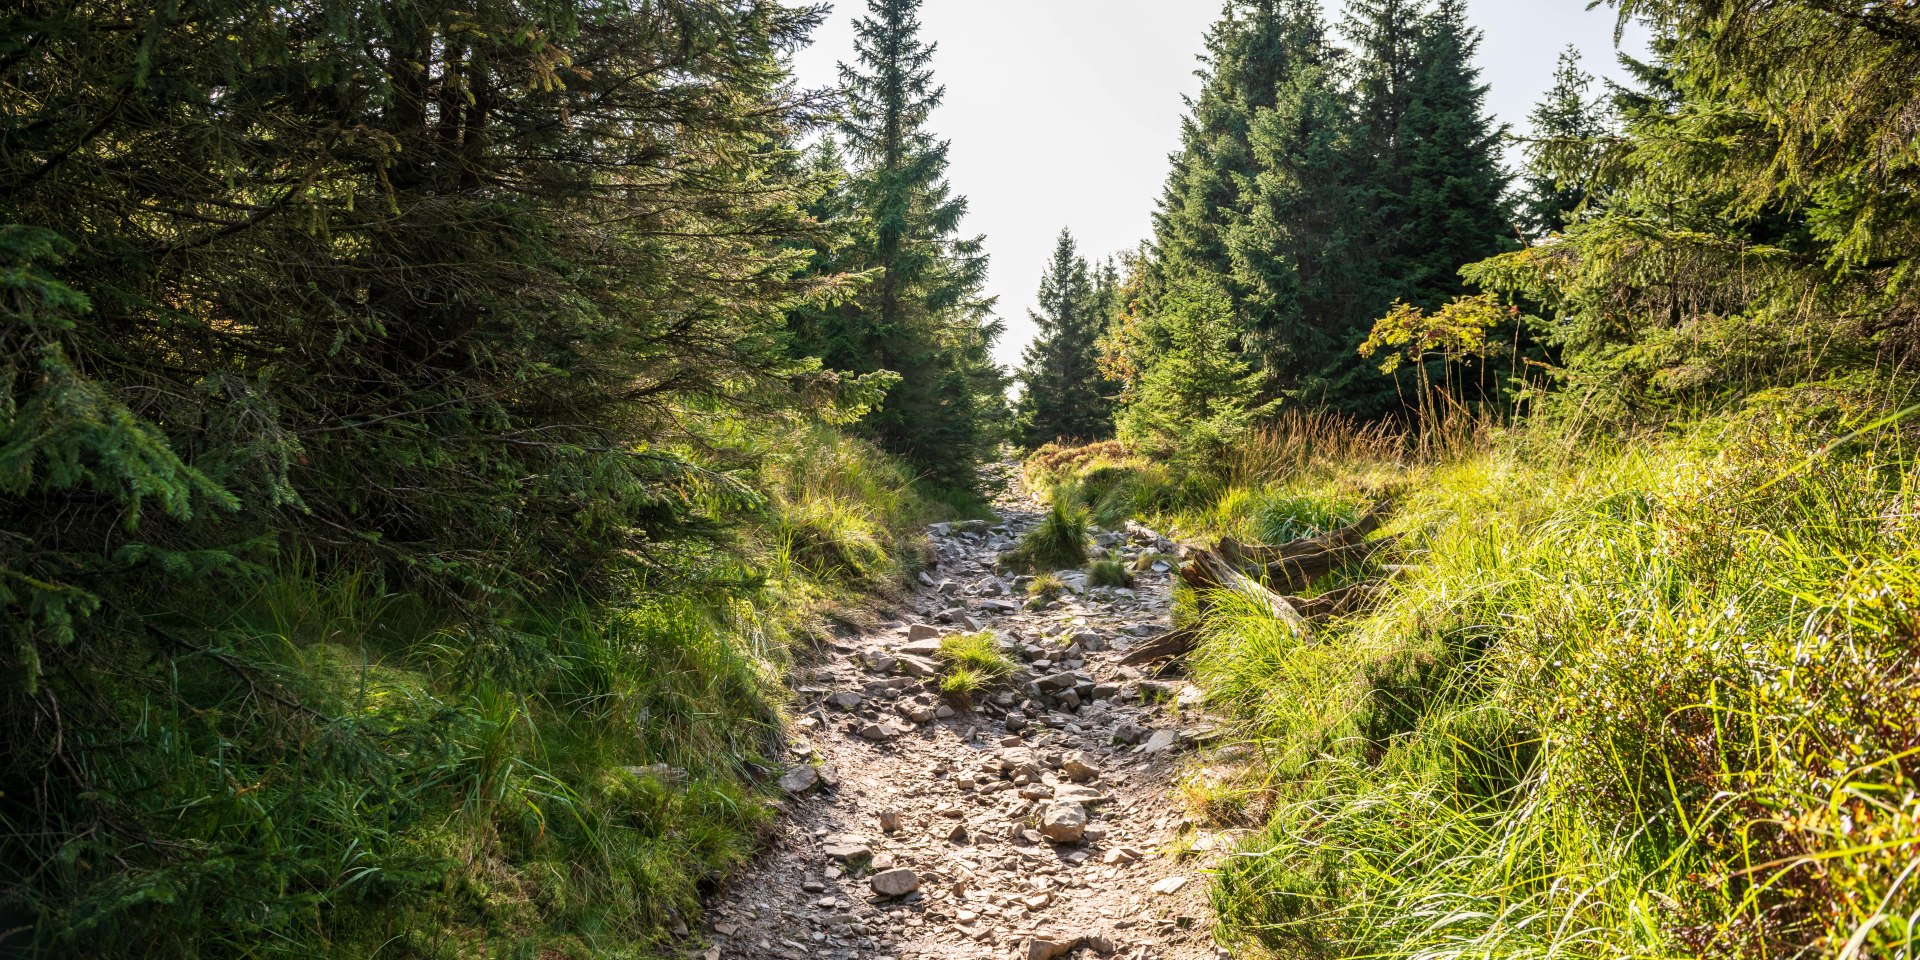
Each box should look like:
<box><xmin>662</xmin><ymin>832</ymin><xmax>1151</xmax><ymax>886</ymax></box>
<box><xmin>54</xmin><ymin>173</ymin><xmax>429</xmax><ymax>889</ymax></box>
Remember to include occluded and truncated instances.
<box><xmin>699</xmin><ymin>480</ymin><xmax>1236</xmax><ymax>960</ymax></box>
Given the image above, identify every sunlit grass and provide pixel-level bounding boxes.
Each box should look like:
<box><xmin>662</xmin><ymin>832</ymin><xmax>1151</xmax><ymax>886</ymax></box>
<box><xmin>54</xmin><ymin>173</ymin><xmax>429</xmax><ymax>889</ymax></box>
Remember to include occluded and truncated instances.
<box><xmin>1003</xmin><ymin>499</ymin><xmax>1090</xmax><ymax>571</ymax></box>
<box><xmin>1030</xmin><ymin>387</ymin><xmax>1920</xmax><ymax>960</ymax></box>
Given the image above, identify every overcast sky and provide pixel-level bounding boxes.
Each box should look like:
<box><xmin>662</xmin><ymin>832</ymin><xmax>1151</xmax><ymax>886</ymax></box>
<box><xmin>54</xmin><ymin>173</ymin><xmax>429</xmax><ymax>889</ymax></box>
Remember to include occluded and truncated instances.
<box><xmin>789</xmin><ymin>1</ymin><xmax>1650</xmax><ymax>370</ymax></box>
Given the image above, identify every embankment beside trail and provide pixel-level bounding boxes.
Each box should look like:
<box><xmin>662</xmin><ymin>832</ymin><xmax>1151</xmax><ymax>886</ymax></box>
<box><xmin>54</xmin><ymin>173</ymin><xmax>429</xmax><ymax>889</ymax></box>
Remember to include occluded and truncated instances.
<box><xmin>1031</xmin><ymin>392</ymin><xmax>1920</xmax><ymax>959</ymax></box>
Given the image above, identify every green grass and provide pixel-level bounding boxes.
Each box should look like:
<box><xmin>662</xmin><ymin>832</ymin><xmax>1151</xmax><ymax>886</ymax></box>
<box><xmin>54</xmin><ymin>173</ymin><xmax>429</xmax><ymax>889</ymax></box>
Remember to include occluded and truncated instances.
<box><xmin>15</xmin><ymin>424</ymin><xmax>928</xmax><ymax>960</ymax></box>
<box><xmin>1086</xmin><ymin>558</ymin><xmax>1134</xmax><ymax>588</ymax></box>
<box><xmin>1025</xmin><ymin>572</ymin><xmax>1066</xmax><ymax>609</ymax></box>
<box><xmin>1030</xmin><ymin>386</ymin><xmax>1920</xmax><ymax>960</ymax></box>
<box><xmin>1003</xmin><ymin>499</ymin><xmax>1091</xmax><ymax>572</ymax></box>
<box><xmin>936</xmin><ymin>630</ymin><xmax>1015</xmax><ymax>701</ymax></box>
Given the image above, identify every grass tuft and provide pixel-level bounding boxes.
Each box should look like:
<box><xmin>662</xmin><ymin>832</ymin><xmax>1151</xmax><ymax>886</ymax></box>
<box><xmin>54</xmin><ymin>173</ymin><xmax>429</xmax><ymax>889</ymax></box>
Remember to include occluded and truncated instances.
<box><xmin>935</xmin><ymin>630</ymin><xmax>1015</xmax><ymax>701</ymax></box>
<box><xmin>1004</xmin><ymin>499</ymin><xmax>1090</xmax><ymax>572</ymax></box>
<box><xmin>1086</xmin><ymin>558</ymin><xmax>1134</xmax><ymax>588</ymax></box>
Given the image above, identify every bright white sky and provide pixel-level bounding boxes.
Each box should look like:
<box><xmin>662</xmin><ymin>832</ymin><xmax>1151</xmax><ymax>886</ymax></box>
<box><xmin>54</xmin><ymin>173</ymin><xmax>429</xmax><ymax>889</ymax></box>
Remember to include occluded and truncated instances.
<box><xmin>789</xmin><ymin>1</ymin><xmax>1650</xmax><ymax>370</ymax></box>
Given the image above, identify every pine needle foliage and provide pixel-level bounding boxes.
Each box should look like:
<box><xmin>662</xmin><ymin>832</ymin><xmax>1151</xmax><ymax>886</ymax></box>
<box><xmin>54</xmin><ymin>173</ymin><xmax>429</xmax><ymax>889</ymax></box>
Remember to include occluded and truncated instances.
<box><xmin>0</xmin><ymin>1</ymin><xmax>934</xmax><ymax>955</ymax></box>
<box><xmin>786</xmin><ymin>0</ymin><xmax>1009</xmax><ymax>491</ymax></box>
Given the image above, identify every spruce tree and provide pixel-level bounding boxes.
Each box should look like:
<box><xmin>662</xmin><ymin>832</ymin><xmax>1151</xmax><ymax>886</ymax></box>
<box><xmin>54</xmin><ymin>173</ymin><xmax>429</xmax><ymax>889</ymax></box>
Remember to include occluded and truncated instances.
<box><xmin>1114</xmin><ymin>280</ymin><xmax>1277</xmax><ymax>451</ymax></box>
<box><xmin>1519</xmin><ymin>48</ymin><xmax>1610</xmax><ymax>238</ymax></box>
<box><xmin>1016</xmin><ymin>230</ymin><xmax>1111</xmax><ymax>445</ymax></box>
<box><xmin>1226</xmin><ymin>0</ymin><xmax>1373</xmax><ymax>400</ymax></box>
<box><xmin>810</xmin><ymin>0</ymin><xmax>1006</xmax><ymax>489</ymax></box>
<box><xmin>1398</xmin><ymin>0</ymin><xmax>1514</xmax><ymax>302</ymax></box>
<box><xmin>1153</xmin><ymin>1</ymin><xmax>1320</xmax><ymax>291</ymax></box>
<box><xmin>1336</xmin><ymin>0</ymin><xmax>1514</xmax><ymax>414</ymax></box>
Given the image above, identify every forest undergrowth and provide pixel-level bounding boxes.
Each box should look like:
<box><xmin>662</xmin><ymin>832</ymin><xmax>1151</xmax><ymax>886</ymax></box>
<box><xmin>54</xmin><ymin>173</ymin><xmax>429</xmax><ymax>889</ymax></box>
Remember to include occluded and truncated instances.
<box><xmin>1030</xmin><ymin>386</ymin><xmax>1920</xmax><ymax>959</ymax></box>
<box><xmin>5</xmin><ymin>424</ymin><xmax>934</xmax><ymax>959</ymax></box>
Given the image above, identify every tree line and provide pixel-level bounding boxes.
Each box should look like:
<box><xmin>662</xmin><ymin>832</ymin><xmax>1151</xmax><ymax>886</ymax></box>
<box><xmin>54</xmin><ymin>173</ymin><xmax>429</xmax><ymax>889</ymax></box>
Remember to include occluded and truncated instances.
<box><xmin>1020</xmin><ymin>0</ymin><xmax>1913</xmax><ymax>450</ymax></box>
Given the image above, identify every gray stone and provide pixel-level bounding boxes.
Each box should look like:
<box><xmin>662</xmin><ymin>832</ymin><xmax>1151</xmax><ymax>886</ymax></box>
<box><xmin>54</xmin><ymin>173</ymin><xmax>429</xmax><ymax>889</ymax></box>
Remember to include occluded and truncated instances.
<box><xmin>822</xmin><ymin>835</ymin><xmax>872</xmax><ymax>861</ymax></box>
<box><xmin>1061</xmin><ymin>751</ymin><xmax>1100</xmax><ymax>782</ymax></box>
<box><xmin>1142</xmin><ymin>730</ymin><xmax>1178</xmax><ymax>754</ymax></box>
<box><xmin>828</xmin><ymin>691</ymin><xmax>862</xmax><ymax>710</ymax></box>
<box><xmin>895</xmin><ymin>655</ymin><xmax>940</xmax><ymax>679</ymax></box>
<box><xmin>1027</xmin><ymin>938</ymin><xmax>1074</xmax><ymax>960</ymax></box>
<box><xmin>898</xmin><ymin>638</ymin><xmax>943</xmax><ymax>657</ymax></box>
<box><xmin>1039</xmin><ymin>801</ymin><xmax>1088</xmax><ymax>843</ymax></box>
<box><xmin>907</xmin><ymin>623</ymin><xmax>941</xmax><ymax>642</ymax></box>
<box><xmin>1035</xmin><ymin>671</ymin><xmax>1079</xmax><ymax>692</ymax></box>
<box><xmin>779</xmin><ymin>766</ymin><xmax>821</xmax><ymax>795</ymax></box>
<box><xmin>869</xmin><ymin>868</ymin><xmax>919</xmax><ymax>899</ymax></box>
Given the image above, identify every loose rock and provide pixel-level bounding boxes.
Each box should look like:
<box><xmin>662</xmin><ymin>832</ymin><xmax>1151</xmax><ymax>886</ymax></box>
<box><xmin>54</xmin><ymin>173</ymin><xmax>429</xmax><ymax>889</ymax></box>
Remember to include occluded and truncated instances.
<box><xmin>1040</xmin><ymin>801</ymin><xmax>1088</xmax><ymax>844</ymax></box>
<box><xmin>869</xmin><ymin>868</ymin><xmax>919</xmax><ymax>899</ymax></box>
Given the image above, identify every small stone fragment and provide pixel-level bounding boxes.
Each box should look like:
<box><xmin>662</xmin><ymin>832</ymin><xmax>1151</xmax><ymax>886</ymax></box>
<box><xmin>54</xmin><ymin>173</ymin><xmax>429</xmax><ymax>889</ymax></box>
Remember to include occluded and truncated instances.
<box><xmin>907</xmin><ymin>623</ymin><xmax>942</xmax><ymax>642</ymax></box>
<box><xmin>1150</xmin><ymin>875</ymin><xmax>1190</xmax><ymax>895</ymax></box>
<box><xmin>1035</xmin><ymin>671</ymin><xmax>1079</xmax><ymax>692</ymax></box>
<box><xmin>1027</xmin><ymin>937</ymin><xmax>1074</xmax><ymax>960</ymax></box>
<box><xmin>1142</xmin><ymin>730</ymin><xmax>1178</xmax><ymax>754</ymax></box>
<box><xmin>821</xmin><ymin>835</ymin><xmax>872</xmax><ymax>861</ymax></box>
<box><xmin>1061</xmin><ymin>751</ymin><xmax>1100</xmax><ymax>782</ymax></box>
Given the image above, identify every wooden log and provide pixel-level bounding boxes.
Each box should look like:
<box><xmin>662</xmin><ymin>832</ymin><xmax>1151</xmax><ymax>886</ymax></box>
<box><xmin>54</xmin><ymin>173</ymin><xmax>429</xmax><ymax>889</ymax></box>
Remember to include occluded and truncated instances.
<box><xmin>1262</xmin><ymin>533</ymin><xmax>1402</xmax><ymax>593</ymax></box>
<box><xmin>1181</xmin><ymin>546</ymin><xmax>1311</xmax><ymax>636</ymax></box>
<box><xmin>1118</xmin><ymin>625</ymin><xmax>1201</xmax><ymax>666</ymax></box>
<box><xmin>1288</xmin><ymin>580</ymin><xmax>1388</xmax><ymax>622</ymax></box>
<box><xmin>1218</xmin><ymin>497</ymin><xmax>1396</xmax><ymax>570</ymax></box>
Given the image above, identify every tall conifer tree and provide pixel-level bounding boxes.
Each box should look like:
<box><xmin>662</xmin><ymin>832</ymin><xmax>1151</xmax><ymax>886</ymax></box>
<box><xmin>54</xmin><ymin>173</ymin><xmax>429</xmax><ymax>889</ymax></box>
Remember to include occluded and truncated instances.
<box><xmin>1227</xmin><ymin>0</ymin><xmax>1372</xmax><ymax>399</ymax></box>
<box><xmin>1016</xmin><ymin>230</ymin><xmax>1111</xmax><ymax>445</ymax></box>
<box><xmin>1398</xmin><ymin>0</ymin><xmax>1514</xmax><ymax>301</ymax></box>
<box><xmin>1519</xmin><ymin>48</ymin><xmax>1610</xmax><ymax>238</ymax></box>
<box><xmin>804</xmin><ymin>0</ymin><xmax>1006</xmax><ymax>489</ymax></box>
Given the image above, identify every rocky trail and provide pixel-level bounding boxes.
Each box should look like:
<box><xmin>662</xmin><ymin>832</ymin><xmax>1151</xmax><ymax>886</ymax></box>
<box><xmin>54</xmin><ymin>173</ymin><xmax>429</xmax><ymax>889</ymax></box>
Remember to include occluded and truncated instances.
<box><xmin>702</xmin><ymin>483</ymin><xmax>1236</xmax><ymax>960</ymax></box>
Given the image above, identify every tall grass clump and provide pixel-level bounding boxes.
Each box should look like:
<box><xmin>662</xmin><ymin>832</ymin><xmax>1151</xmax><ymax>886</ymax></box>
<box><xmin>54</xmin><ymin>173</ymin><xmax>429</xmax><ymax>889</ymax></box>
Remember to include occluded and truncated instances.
<box><xmin>1087</xmin><ymin>558</ymin><xmax>1134</xmax><ymax>588</ymax></box>
<box><xmin>1194</xmin><ymin>387</ymin><xmax>1920</xmax><ymax>959</ymax></box>
<box><xmin>936</xmin><ymin>630</ymin><xmax>1016</xmax><ymax>700</ymax></box>
<box><xmin>759</xmin><ymin>423</ymin><xmax>927</xmax><ymax>586</ymax></box>
<box><xmin>1004</xmin><ymin>499</ymin><xmax>1092</xmax><ymax>572</ymax></box>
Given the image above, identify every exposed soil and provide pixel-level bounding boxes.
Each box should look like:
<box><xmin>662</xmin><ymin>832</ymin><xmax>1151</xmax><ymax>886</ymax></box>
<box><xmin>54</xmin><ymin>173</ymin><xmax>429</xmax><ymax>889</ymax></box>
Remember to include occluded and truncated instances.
<box><xmin>700</xmin><ymin>482</ymin><xmax>1236</xmax><ymax>960</ymax></box>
